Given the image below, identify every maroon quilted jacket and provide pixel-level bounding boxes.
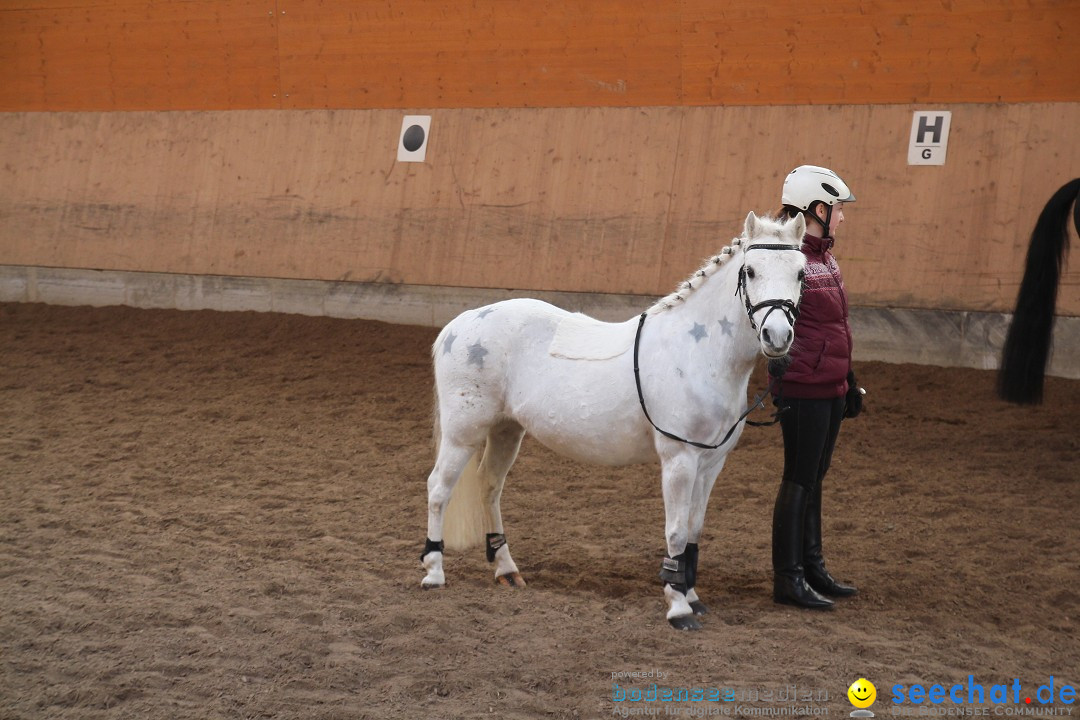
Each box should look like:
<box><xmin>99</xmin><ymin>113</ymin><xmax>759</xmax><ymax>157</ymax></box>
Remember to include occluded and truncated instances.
<box><xmin>771</xmin><ymin>233</ymin><xmax>853</xmax><ymax>399</ymax></box>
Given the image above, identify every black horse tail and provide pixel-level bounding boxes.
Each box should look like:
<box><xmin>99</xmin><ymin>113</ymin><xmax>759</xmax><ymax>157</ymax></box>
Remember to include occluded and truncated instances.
<box><xmin>997</xmin><ymin>178</ymin><xmax>1080</xmax><ymax>404</ymax></box>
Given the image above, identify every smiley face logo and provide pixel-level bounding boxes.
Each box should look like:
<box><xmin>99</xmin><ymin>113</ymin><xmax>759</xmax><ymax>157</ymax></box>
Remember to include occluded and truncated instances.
<box><xmin>848</xmin><ymin>678</ymin><xmax>877</xmax><ymax>709</ymax></box>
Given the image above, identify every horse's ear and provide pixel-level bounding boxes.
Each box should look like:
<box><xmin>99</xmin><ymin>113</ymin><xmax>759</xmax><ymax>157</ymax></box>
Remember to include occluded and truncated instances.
<box><xmin>744</xmin><ymin>211</ymin><xmax>758</xmax><ymax>237</ymax></box>
<box><xmin>790</xmin><ymin>213</ymin><xmax>806</xmax><ymax>240</ymax></box>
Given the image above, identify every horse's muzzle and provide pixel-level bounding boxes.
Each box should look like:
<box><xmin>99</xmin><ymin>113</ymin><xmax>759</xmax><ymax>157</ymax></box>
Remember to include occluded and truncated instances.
<box><xmin>760</xmin><ymin>324</ymin><xmax>794</xmax><ymax>358</ymax></box>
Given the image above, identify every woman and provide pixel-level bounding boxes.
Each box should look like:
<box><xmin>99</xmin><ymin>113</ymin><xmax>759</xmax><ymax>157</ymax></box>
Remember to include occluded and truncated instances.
<box><xmin>768</xmin><ymin>165</ymin><xmax>863</xmax><ymax>609</ymax></box>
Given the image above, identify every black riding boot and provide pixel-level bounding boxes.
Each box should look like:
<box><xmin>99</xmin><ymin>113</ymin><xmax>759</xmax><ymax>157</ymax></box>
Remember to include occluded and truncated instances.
<box><xmin>803</xmin><ymin>482</ymin><xmax>857</xmax><ymax>597</ymax></box>
<box><xmin>772</xmin><ymin>482</ymin><xmax>833</xmax><ymax>609</ymax></box>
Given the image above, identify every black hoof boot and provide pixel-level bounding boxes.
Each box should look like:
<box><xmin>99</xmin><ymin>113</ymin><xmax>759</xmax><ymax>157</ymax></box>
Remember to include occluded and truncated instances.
<box><xmin>773</xmin><ymin>574</ymin><xmax>834</xmax><ymax>609</ymax></box>
<box><xmin>668</xmin><ymin>615</ymin><xmax>703</xmax><ymax>631</ymax></box>
<box><xmin>806</xmin><ymin>565</ymin><xmax>857</xmax><ymax>597</ymax></box>
<box><xmin>683</xmin><ymin>543</ymin><xmax>707</xmax><ymax>615</ymax></box>
<box><xmin>659</xmin><ymin>555</ymin><xmax>703</xmax><ymax>629</ymax></box>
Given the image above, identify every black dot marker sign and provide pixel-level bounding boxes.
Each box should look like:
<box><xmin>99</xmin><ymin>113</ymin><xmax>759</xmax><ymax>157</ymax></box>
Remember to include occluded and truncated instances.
<box><xmin>402</xmin><ymin>125</ymin><xmax>425</xmax><ymax>152</ymax></box>
<box><xmin>398</xmin><ymin>115</ymin><xmax>431</xmax><ymax>162</ymax></box>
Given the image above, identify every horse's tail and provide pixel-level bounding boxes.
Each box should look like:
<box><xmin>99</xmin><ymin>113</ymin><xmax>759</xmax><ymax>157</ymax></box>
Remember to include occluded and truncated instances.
<box><xmin>997</xmin><ymin>178</ymin><xmax>1080</xmax><ymax>404</ymax></box>
<box><xmin>442</xmin><ymin>451</ymin><xmax>490</xmax><ymax>551</ymax></box>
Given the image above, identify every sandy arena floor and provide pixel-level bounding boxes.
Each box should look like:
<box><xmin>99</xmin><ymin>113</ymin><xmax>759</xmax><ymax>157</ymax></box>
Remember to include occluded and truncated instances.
<box><xmin>1</xmin><ymin>302</ymin><xmax>1077</xmax><ymax>719</ymax></box>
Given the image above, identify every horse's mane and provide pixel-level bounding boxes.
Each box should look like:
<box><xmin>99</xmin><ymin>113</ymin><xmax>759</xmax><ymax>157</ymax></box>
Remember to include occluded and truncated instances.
<box><xmin>646</xmin><ymin>214</ymin><xmax>792</xmax><ymax>315</ymax></box>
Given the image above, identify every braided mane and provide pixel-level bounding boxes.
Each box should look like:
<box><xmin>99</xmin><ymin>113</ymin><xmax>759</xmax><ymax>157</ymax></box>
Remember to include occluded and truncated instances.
<box><xmin>646</xmin><ymin>236</ymin><xmax>745</xmax><ymax>316</ymax></box>
<box><xmin>646</xmin><ymin>214</ymin><xmax>796</xmax><ymax>316</ymax></box>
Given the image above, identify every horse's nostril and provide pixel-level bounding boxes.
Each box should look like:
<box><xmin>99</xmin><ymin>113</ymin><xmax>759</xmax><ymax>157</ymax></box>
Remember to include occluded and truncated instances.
<box><xmin>761</xmin><ymin>328</ymin><xmax>771</xmax><ymax>345</ymax></box>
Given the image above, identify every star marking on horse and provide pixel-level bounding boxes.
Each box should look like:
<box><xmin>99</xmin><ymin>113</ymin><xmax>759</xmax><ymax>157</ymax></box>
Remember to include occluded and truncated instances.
<box><xmin>476</xmin><ymin>307</ymin><xmax>495</xmax><ymax>320</ymax></box>
<box><xmin>467</xmin><ymin>342</ymin><xmax>489</xmax><ymax>369</ymax></box>
<box><xmin>442</xmin><ymin>331</ymin><xmax>457</xmax><ymax>355</ymax></box>
<box><xmin>689</xmin><ymin>323</ymin><xmax>708</xmax><ymax>343</ymax></box>
<box><xmin>717</xmin><ymin>317</ymin><xmax>734</xmax><ymax>337</ymax></box>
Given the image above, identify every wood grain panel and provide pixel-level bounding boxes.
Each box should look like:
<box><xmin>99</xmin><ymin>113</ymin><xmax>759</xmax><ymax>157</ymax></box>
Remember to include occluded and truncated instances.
<box><xmin>0</xmin><ymin>0</ymin><xmax>280</xmax><ymax>111</ymax></box>
<box><xmin>2</xmin><ymin>1</ymin><xmax>1076</xmax><ymax>111</ymax></box>
<box><xmin>664</xmin><ymin>103</ymin><xmax>1080</xmax><ymax>315</ymax></box>
<box><xmin>681</xmin><ymin>0</ymin><xmax>1079</xmax><ymax>105</ymax></box>
<box><xmin>275</xmin><ymin>0</ymin><xmax>681</xmax><ymax>108</ymax></box>
<box><xmin>1</xmin><ymin>106</ymin><xmax>1076</xmax><ymax>315</ymax></box>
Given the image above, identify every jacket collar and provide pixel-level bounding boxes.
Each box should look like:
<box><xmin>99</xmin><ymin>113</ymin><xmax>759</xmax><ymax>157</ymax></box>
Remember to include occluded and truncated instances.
<box><xmin>802</xmin><ymin>233</ymin><xmax>834</xmax><ymax>254</ymax></box>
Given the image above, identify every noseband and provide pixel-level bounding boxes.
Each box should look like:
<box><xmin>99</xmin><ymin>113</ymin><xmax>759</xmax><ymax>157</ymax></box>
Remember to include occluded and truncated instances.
<box><xmin>737</xmin><ymin>243</ymin><xmax>803</xmax><ymax>331</ymax></box>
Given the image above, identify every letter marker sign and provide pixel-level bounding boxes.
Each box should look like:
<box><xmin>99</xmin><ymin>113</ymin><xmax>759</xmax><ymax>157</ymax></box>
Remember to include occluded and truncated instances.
<box><xmin>908</xmin><ymin>111</ymin><xmax>951</xmax><ymax>166</ymax></box>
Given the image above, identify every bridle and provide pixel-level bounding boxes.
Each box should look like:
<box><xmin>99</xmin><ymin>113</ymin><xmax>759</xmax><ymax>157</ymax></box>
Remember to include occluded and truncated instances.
<box><xmin>737</xmin><ymin>243</ymin><xmax>803</xmax><ymax>331</ymax></box>
<box><xmin>632</xmin><ymin>243</ymin><xmax>804</xmax><ymax>450</ymax></box>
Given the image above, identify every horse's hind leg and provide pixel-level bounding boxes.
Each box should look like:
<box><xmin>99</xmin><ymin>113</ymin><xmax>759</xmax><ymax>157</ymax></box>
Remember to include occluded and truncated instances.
<box><xmin>478</xmin><ymin>419</ymin><xmax>527</xmax><ymax>587</ymax></box>
<box><xmin>421</xmin><ymin>440</ymin><xmax>476</xmax><ymax>589</ymax></box>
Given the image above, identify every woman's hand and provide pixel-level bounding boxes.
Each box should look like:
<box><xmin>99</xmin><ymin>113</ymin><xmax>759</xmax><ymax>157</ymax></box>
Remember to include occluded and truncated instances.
<box><xmin>844</xmin><ymin>371</ymin><xmax>864</xmax><ymax>418</ymax></box>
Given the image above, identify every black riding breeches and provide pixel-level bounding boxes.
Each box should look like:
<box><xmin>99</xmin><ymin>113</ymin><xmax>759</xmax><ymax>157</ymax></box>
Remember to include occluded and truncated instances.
<box><xmin>776</xmin><ymin>396</ymin><xmax>845</xmax><ymax>491</ymax></box>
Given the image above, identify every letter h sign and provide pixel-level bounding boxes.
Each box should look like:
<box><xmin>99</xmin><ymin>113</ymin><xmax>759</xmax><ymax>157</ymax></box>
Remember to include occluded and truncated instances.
<box><xmin>907</xmin><ymin>111</ymin><xmax>952</xmax><ymax>166</ymax></box>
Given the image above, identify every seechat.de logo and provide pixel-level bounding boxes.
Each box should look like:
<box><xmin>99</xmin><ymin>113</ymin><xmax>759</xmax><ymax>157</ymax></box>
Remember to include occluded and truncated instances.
<box><xmin>849</xmin><ymin>678</ymin><xmax>878</xmax><ymax>718</ymax></box>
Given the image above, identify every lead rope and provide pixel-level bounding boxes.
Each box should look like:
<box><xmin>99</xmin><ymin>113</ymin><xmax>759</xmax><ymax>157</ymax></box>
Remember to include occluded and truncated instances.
<box><xmin>632</xmin><ymin>312</ymin><xmax>785</xmax><ymax>450</ymax></box>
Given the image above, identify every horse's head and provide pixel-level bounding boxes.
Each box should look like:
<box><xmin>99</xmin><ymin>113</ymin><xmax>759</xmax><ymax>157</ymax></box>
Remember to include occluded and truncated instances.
<box><xmin>739</xmin><ymin>212</ymin><xmax>807</xmax><ymax>358</ymax></box>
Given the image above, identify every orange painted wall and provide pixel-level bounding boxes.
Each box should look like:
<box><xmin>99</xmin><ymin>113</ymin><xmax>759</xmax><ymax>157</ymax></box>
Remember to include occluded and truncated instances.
<box><xmin>2</xmin><ymin>0</ymin><xmax>1078</xmax><ymax>111</ymax></box>
<box><xmin>0</xmin><ymin>1</ymin><xmax>280</xmax><ymax>111</ymax></box>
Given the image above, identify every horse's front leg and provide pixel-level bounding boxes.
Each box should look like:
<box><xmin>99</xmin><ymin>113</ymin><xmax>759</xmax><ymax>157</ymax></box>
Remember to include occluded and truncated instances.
<box><xmin>659</xmin><ymin>452</ymin><xmax>702</xmax><ymax>631</ymax></box>
<box><xmin>685</xmin><ymin>457</ymin><xmax>725</xmax><ymax>616</ymax></box>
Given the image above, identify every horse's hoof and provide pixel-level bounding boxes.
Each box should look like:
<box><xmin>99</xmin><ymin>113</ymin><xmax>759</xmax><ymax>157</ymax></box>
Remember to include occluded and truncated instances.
<box><xmin>496</xmin><ymin>572</ymin><xmax>527</xmax><ymax>588</ymax></box>
<box><xmin>690</xmin><ymin>600</ymin><xmax>708</xmax><ymax>616</ymax></box>
<box><xmin>668</xmin><ymin>615</ymin><xmax>702</xmax><ymax>631</ymax></box>
<box><xmin>420</xmin><ymin>580</ymin><xmax>445</xmax><ymax>590</ymax></box>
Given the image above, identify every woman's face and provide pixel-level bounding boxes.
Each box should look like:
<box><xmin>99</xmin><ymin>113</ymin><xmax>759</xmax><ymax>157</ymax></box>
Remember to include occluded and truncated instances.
<box><xmin>829</xmin><ymin>204</ymin><xmax>845</xmax><ymax>234</ymax></box>
<box><xmin>814</xmin><ymin>203</ymin><xmax>845</xmax><ymax>236</ymax></box>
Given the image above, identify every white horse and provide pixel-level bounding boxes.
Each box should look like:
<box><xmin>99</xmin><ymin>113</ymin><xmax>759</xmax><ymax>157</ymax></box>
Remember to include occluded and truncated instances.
<box><xmin>420</xmin><ymin>212</ymin><xmax>808</xmax><ymax>630</ymax></box>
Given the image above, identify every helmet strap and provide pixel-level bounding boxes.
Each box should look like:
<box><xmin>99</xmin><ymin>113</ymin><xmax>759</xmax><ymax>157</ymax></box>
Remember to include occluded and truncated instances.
<box><xmin>807</xmin><ymin>202</ymin><xmax>833</xmax><ymax>239</ymax></box>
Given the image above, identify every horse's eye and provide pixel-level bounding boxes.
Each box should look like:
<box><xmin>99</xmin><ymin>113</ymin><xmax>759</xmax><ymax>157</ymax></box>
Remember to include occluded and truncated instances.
<box><xmin>745</xmin><ymin>267</ymin><xmax>756</xmax><ymax>280</ymax></box>
<box><xmin>797</xmin><ymin>270</ymin><xmax>805</xmax><ymax>281</ymax></box>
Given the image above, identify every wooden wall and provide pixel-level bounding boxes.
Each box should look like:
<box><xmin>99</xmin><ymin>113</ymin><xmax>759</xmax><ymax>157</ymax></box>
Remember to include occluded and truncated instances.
<box><xmin>1</xmin><ymin>1</ymin><xmax>1077</xmax><ymax>316</ymax></box>
<box><xmin>2</xmin><ymin>1</ymin><xmax>1077</xmax><ymax>111</ymax></box>
<box><xmin>2</xmin><ymin>106</ymin><xmax>1077</xmax><ymax>315</ymax></box>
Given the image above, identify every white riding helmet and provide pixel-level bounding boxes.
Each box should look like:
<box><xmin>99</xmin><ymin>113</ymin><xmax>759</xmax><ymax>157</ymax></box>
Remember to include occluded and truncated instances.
<box><xmin>782</xmin><ymin>165</ymin><xmax>856</xmax><ymax>210</ymax></box>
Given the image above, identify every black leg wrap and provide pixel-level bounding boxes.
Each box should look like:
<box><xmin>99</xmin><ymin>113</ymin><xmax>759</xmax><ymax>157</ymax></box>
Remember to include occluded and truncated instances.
<box><xmin>658</xmin><ymin>554</ymin><xmax>688</xmax><ymax>595</ymax></box>
<box><xmin>684</xmin><ymin>543</ymin><xmax>707</xmax><ymax>614</ymax></box>
<box><xmin>485</xmin><ymin>533</ymin><xmax>506</xmax><ymax>563</ymax></box>
<box><xmin>684</xmin><ymin>543</ymin><xmax>699</xmax><ymax>590</ymax></box>
<box><xmin>421</xmin><ymin>538</ymin><xmax>444</xmax><ymax>561</ymax></box>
